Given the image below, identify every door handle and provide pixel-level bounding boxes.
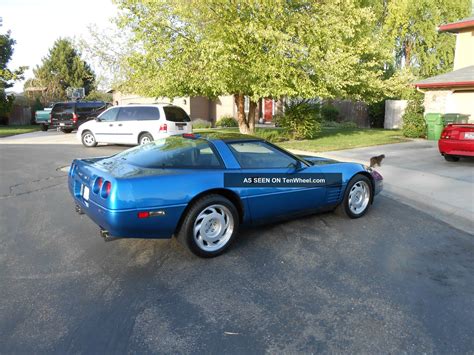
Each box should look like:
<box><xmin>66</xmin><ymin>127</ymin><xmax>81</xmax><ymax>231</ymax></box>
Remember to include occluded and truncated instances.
<box><xmin>118</xmin><ymin>124</ymin><xmax>122</xmax><ymax>127</ymax></box>
<box><xmin>109</xmin><ymin>124</ymin><xmax>113</xmax><ymax>127</ymax></box>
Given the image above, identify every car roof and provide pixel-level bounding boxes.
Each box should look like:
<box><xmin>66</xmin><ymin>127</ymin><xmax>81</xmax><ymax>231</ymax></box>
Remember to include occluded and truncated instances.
<box><xmin>119</xmin><ymin>103</ymin><xmax>179</xmax><ymax>107</ymax></box>
<box><xmin>53</xmin><ymin>101</ymin><xmax>106</xmax><ymax>105</ymax></box>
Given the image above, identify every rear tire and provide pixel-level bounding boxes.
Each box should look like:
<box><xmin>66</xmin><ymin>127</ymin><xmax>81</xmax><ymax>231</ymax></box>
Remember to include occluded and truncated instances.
<box><xmin>82</xmin><ymin>131</ymin><xmax>97</xmax><ymax>147</ymax></box>
<box><xmin>40</xmin><ymin>124</ymin><xmax>48</xmax><ymax>131</ymax></box>
<box><xmin>138</xmin><ymin>133</ymin><xmax>153</xmax><ymax>145</ymax></box>
<box><xmin>444</xmin><ymin>154</ymin><xmax>460</xmax><ymax>162</ymax></box>
<box><xmin>336</xmin><ymin>174</ymin><xmax>373</xmax><ymax>219</ymax></box>
<box><xmin>177</xmin><ymin>194</ymin><xmax>239</xmax><ymax>258</ymax></box>
<box><xmin>61</xmin><ymin>128</ymin><xmax>73</xmax><ymax>134</ymax></box>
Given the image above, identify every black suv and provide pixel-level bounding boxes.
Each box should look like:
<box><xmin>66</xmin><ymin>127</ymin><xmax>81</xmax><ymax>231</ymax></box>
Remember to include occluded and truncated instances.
<box><xmin>50</xmin><ymin>101</ymin><xmax>109</xmax><ymax>133</ymax></box>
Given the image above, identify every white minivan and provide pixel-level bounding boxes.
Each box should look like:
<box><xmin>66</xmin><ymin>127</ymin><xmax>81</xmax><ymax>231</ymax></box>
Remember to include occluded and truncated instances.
<box><xmin>77</xmin><ymin>104</ymin><xmax>192</xmax><ymax>147</ymax></box>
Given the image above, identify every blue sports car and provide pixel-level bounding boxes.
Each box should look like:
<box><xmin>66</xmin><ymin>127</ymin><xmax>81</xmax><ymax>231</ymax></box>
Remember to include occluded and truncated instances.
<box><xmin>69</xmin><ymin>133</ymin><xmax>383</xmax><ymax>257</ymax></box>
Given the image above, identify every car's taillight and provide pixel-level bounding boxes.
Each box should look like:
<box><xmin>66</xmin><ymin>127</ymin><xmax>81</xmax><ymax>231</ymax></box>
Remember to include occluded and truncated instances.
<box><xmin>159</xmin><ymin>123</ymin><xmax>168</xmax><ymax>133</ymax></box>
<box><xmin>50</xmin><ymin>113</ymin><xmax>53</xmax><ymax>124</ymax></box>
<box><xmin>138</xmin><ymin>211</ymin><xmax>150</xmax><ymax>219</ymax></box>
<box><xmin>72</xmin><ymin>113</ymin><xmax>78</xmax><ymax>124</ymax></box>
<box><xmin>101</xmin><ymin>181</ymin><xmax>112</xmax><ymax>198</ymax></box>
<box><xmin>93</xmin><ymin>177</ymin><xmax>103</xmax><ymax>194</ymax></box>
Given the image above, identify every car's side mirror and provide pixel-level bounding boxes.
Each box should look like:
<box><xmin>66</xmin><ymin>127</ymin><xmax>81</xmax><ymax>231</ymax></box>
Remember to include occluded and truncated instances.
<box><xmin>95</xmin><ymin>117</ymin><xmax>101</xmax><ymax>122</ymax></box>
<box><xmin>290</xmin><ymin>160</ymin><xmax>305</xmax><ymax>172</ymax></box>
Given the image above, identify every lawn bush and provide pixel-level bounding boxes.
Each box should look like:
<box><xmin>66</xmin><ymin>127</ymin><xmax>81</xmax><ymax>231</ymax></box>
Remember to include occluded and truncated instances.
<box><xmin>254</xmin><ymin>128</ymin><xmax>289</xmax><ymax>142</ymax></box>
<box><xmin>321</xmin><ymin>103</ymin><xmax>339</xmax><ymax>121</ymax></box>
<box><xmin>402</xmin><ymin>95</ymin><xmax>425</xmax><ymax>138</ymax></box>
<box><xmin>322</xmin><ymin>120</ymin><xmax>358</xmax><ymax>129</ymax></box>
<box><xmin>278</xmin><ymin>99</ymin><xmax>321</xmax><ymax>140</ymax></box>
<box><xmin>216</xmin><ymin>115</ymin><xmax>238</xmax><ymax>128</ymax></box>
<box><xmin>192</xmin><ymin>119</ymin><xmax>212</xmax><ymax>129</ymax></box>
<box><xmin>368</xmin><ymin>100</ymin><xmax>385</xmax><ymax>128</ymax></box>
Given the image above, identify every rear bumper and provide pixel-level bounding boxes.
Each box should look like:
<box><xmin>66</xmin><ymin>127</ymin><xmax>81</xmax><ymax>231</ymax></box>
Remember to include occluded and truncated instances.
<box><xmin>51</xmin><ymin>122</ymin><xmax>78</xmax><ymax>130</ymax></box>
<box><xmin>68</xmin><ymin>177</ymin><xmax>186</xmax><ymax>239</ymax></box>
<box><xmin>438</xmin><ymin>139</ymin><xmax>474</xmax><ymax>157</ymax></box>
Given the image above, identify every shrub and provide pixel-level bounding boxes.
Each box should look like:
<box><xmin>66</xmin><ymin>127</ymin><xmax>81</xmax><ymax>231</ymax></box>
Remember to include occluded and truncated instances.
<box><xmin>254</xmin><ymin>128</ymin><xmax>289</xmax><ymax>142</ymax></box>
<box><xmin>216</xmin><ymin>115</ymin><xmax>238</xmax><ymax>127</ymax></box>
<box><xmin>340</xmin><ymin>120</ymin><xmax>358</xmax><ymax>129</ymax></box>
<box><xmin>321</xmin><ymin>104</ymin><xmax>339</xmax><ymax>121</ymax></box>
<box><xmin>279</xmin><ymin>99</ymin><xmax>321</xmax><ymax>140</ymax></box>
<box><xmin>368</xmin><ymin>100</ymin><xmax>385</xmax><ymax>128</ymax></box>
<box><xmin>402</xmin><ymin>95</ymin><xmax>425</xmax><ymax>138</ymax></box>
<box><xmin>192</xmin><ymin>119</ymin><xmax>212</xmax><ymax>129</ymax></box>
<box><xmin>322</xmin><ymin>120</ymin><xmax>358</xmax><ymax>129</ymax></box>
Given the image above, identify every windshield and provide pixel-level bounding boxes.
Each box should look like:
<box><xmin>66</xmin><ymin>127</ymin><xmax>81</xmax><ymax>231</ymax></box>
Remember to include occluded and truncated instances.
<box><xmin>115</xmin><ymin>136</ymin><xmax>222</xmax><ymax>169</ymax></box>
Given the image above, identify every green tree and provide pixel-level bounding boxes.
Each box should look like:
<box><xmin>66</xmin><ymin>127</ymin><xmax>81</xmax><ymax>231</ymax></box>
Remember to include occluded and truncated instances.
<box><xmin>115</xmin><ymin>0</ymin><xmax>387</xmax><ymax>134</ymax></box>
<box><xmin>27</xmin><ymin>39</ymin><xmax>96</xmax><ymax>101</ymax></box>
<box><xmin>367</xmin><ymin>0</ymin><xmax>470</xmax><ymax>78</ymax></box>
<box><xmin>0</xmin><ymin>31</ymin><xmax>26</xmax><ymax>118</ymax></box>
<box><xmin>86</xmin><ymin>90</ymin><xmax>112</xmax><ymax>102</ymax></box>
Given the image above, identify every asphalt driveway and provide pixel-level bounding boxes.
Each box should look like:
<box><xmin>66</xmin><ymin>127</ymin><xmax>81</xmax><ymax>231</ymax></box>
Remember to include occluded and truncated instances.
<box><xmin>0</xmin><ymin>135</ymin><xmax>473</xmax><ymax>353</ymax></box>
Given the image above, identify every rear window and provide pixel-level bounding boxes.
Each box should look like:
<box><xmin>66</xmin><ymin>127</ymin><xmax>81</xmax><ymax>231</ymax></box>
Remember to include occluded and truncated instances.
<box><xmin>114</xmin><ymin>136</ymin><xmax>222</xmax><ymax>169</ymax></box>
<box><xmin>163</xmin><ymin>106</ymin><xmax>191</xmax><ymax>122</ymax></box>
<box><xmin>117</xmin><ymin>107</ymin><xmax>160</xmax><ymax>121</ymax></box>
<box><xmin>52</xmin><ymin>103</ymin><xmax>74</xmax><ymax>113</ymax></box>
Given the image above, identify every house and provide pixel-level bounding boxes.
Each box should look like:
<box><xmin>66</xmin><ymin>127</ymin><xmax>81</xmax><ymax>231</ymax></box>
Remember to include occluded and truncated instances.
<box><xmin>414</xmin><ymin>16</ymin><xmax>474</xmax><ymax>122</ymax></box>
<box><xmin>109</xmin><ymin>91</ymin><xmax>282</xmax><ymax>124</ymax></box>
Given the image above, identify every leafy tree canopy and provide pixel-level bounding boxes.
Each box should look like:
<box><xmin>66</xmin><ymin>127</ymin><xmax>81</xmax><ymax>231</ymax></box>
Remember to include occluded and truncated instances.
<box><xmin>115</xmin><ymin>0</ymin><xmax>388</xmax><ymax>133</ymax></box>
<box><xmin>0</xmin><ymin>31</ymin><xmax>26</xmax><ymax>117</ymax></box>
<box><xmin>26</xmin><ymin>38</ymin><xmax>96</xmax><ymax>102</ymax></box>
<box><xmin>360</xmin><ymin>0</ymin><xmax>470</xmax><ymax>78</ymax></box>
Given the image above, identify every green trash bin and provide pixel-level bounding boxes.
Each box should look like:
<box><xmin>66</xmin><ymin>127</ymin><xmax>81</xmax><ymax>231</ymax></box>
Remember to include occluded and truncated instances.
<box><xmin>442</xmin><ymin>113</ymin><xmax>470</xmax><ymax>126</ymax></box>
<box><xmin>425</xmin><ymin>113</ymin><xmax>444</xmax><ymax>140</ymax></box>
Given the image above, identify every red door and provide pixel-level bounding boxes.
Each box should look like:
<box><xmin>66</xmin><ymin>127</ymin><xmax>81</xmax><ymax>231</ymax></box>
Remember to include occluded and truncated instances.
<box><xmin>264</xmin><ymin>99</ymin><xmax>273</xmax><ymax>122</ymax></box>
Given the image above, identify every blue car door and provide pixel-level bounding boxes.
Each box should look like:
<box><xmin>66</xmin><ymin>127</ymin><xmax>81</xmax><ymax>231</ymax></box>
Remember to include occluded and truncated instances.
<box><xmin>226</xmin><ymin>141</ymin><xmax>327</xmax><ymax>222</ymax></box>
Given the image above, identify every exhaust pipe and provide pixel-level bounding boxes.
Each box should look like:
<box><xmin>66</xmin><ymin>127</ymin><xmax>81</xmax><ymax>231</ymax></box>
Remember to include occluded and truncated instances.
<box><xmin>75</xmin><ymin>204</ymin><xmax>85</xmax><ymax>215</ymax></box>
<box><xmin>100</xmin><ymin>229</ymin><xmax>116</xmax><ymax>242</ymax></box>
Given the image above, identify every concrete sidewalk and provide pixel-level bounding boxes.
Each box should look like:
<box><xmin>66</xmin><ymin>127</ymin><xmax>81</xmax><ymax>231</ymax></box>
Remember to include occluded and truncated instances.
<box><xmin>291</xmin><ymin>140</ymin><xmax>474</xmax><ymax>234</ymax></box>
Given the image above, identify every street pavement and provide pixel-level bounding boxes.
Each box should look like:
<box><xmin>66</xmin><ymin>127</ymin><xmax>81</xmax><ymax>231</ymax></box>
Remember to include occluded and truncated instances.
<box><xmin>0</xmin><ymin>133</ymin><xmax>473</xmax><ymax>353</ymax></box>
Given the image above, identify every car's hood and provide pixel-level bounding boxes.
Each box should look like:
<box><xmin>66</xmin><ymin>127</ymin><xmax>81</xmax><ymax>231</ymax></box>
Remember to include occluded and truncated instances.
<box><xmin>298</xmin><ymin>155</ymin><xmax>340</xmax><ymax>166</ymax></box>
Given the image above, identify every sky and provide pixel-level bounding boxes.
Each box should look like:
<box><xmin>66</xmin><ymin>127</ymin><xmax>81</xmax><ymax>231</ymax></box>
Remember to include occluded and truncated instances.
<box><xmin>1</xmin><ymin>0</ymin><xmax>118</xmax><ymax>93</ymax></box>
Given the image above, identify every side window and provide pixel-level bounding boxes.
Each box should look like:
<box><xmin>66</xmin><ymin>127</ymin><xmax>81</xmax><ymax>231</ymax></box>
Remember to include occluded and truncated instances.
<box><xmin>163</xmin><ymin>106</ymin><xmax>191</xmax><ymax>122</ymax></box>
<box><xmin>76</xmin><ymin>102</ymin><xmax>107</xmax><ymax>114</ymax></box>
<box><xmin>228</xmin><ymin>141</ymin><xmax>297</xmax><ymax>169</ymax></box>
<box><xmin>116</xmin><ymin>107</ymin><xmax>159</xmax><ymax>121</ymax></box>
<box><xmin>116</xmin><ymin>107</ymin><xmax>138</xmax><ymax>121</ymax></box>
<box><xmin>98</xmin><ymin>107</ymin><xmax>119</xmax><ymax>122</ymax></box>
<box><xmin>136</xmin><ymin>107</ymin><xmax>160</xmax><ymax>121</ymax></box>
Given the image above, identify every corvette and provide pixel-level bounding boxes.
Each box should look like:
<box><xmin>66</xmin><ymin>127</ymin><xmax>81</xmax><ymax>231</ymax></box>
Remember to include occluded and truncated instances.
<box><xmin>69</xmin><ymin>132</ymin><xmax>383</xmax><ymax>257</ymax></box>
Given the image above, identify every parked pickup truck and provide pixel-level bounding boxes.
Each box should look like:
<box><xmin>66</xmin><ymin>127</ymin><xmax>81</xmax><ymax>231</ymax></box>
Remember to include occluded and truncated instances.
<box><xmin>35</xmin><ymin>107</ymin><xmax>53</xmax><ymax>131</ymax></box>
<box><xmin>50</xmin><ymin>101</ymin><xmax>109</xmax><ymax>133</ymax></box>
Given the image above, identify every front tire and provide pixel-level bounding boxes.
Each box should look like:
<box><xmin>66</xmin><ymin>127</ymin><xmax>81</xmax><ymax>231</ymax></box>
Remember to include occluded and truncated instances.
<box><xmin>336</xmin><ymin>174</ymin><xmax>373</xmax><ymax>219</ymax></box>
<box><xmin>61</xmin><ymin>128</ymin><xmax>73</xmax><ymax>134</ymax></box>
<box><xmin>40</xmin><ymin>124</ymin><xmax>48</xmax><ymax>131</ymax></box>
<box><xmin>81</xmin><ymin>131</ymin><xmax>97</xmax><ymax>147</ymax></box>
<box><xmin>139</xmin><ymin>133</ymin><xmax>153</xmax><ymax>145</ymax></box>
<box><xmin>177</xmin><ymin>194</ymin><xmax>239</xmax><ymax>258</ymax></box>
<box><xmin>444</xmin><ymin>154</ymin><xmax>460</xmax><ymax>162</ymax></box>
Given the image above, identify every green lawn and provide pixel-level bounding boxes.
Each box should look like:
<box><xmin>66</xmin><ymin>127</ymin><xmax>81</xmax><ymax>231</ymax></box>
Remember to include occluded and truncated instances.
<box><xmin>195</xmin><ymin>127</ymin><xmax>408</xmax><ymax>153</ymax></box>
<box><xmin>279</xmin><ymin>128</ymin><xmax>408</xmax><ymax>152</ymax></box>
<box><xmin>0</xmin><ymin>125</ymin><xmax>40</xmax><ymax>137</ymax></box>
